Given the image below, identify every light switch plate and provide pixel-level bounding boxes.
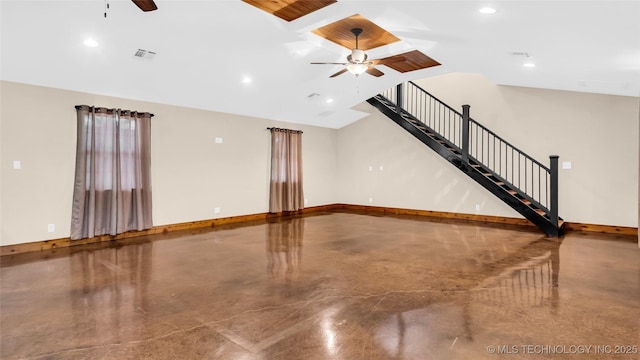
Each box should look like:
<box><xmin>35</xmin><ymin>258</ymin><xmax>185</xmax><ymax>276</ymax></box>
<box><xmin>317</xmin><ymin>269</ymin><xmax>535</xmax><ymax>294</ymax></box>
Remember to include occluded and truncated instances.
<box><xmin>215</xmin><ymin>137</ymin><xmax>223</xmax><ymax>144</ymax></box>
<box><xmin>562</xmin><ymin>161</ymin><xmax>572</xmax><ymax>170</ymax></box>
<box><xmin>13</xmin><ymin>160</ymin><xmax>21</xmax><ymax>169</ymax></box>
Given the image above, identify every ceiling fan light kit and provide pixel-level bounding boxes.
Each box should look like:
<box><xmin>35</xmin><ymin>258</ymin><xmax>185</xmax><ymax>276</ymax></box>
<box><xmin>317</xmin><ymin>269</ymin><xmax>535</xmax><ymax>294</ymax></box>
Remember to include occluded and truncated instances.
<box><xmin>347</xmin><ymin>63</ymin><xmax>368</xmax><ymax>76</ymax></box>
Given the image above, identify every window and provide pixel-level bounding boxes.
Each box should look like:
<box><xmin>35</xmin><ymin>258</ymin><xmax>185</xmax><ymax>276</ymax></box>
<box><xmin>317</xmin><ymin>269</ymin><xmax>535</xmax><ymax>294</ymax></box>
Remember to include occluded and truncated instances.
<box><xmin>71</xmin><ymin>106</ymin><xmax>153</xmax><ymax>240</ymax></box>
<box><xmin>269</xmin><ymin>128</ymin><xmax>304</xmax><ymax>213</ymax></box>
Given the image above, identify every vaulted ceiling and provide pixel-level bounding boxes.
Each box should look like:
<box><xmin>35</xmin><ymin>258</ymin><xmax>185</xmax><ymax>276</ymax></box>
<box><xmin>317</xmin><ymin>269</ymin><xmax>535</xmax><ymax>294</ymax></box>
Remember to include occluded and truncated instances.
<box><xmin>2</xmin><ymin>1</ymin><xmax>639</xmax><ymax>128</ymax></box>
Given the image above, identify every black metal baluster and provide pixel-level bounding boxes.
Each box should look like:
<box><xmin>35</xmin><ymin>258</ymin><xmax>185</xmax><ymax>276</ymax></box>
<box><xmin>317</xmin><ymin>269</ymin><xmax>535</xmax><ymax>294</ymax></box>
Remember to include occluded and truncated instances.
<box><xmin>493</xmin><ymin>136</ymin><xmax>496</xmax><ymax>171</ymax></box>
<box><xmin>536</xmin><ymin>163</ymin><xmax>539</xmax><ymax>202</ymax></box>
<box><xmin>511</xmin><ymin>148</ymin><xmax>514</xmax><ymax>184</ymax></box>
<box><xmin>549</xmin><ymin>155</ymin><xmax>559</xmax><ymax>226</ymax></box>
<box><xmin>462</xmin><ymin>105</ymin><xmax>470</xmax><ymax>163</ymax></box>
<box><xmin>396</xmin><ymin>83</ymin><xmax>403</xmax><ymax>115</ymax></box>
<box><xmin>476</xmin><ymin>124</ymin><xmax>479</xmax><ymax>160</ymax></box>
<box><xmin>531</xmin><ymin>161</ymin><xmax>534</xmax><ymax>200</ymax></box>
<box><xmin>546</xmin><ymin>171</ymin><xmax>549</xmax><ymax>209</ymax></box>
<box><xmin>518</xmin><ymin>153</ymin><xmax>521</xmax><ymax>189</ymax></box>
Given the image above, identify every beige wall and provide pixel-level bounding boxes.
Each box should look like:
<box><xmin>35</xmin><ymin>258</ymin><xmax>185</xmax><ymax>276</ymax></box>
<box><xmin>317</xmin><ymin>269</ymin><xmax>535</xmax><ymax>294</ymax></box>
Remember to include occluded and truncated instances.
<box><xmin>337</xmin><ymin>101</ymin><xmax>522</xmax><ymax>218</ymax></box>
<box><xmin>338</xmin><ymin>73</ymin><xmax>639</xmax><ymax>228</ymax></box>
<box><xmin>0</xmin><ymin>81</ymin><xmax>338</xmax><ymax>246</ymax></box>
<box><xmin>2</xmin><ymin>73</ymin><xmax>638</xmax><ymax>246</ymax></box>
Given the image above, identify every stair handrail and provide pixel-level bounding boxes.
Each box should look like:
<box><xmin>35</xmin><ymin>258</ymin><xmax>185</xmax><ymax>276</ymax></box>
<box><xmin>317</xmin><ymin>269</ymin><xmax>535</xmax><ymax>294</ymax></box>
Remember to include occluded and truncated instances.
<box><xmin>407</xmin><ymin>81</ymin><xmax>550</xmax><ymax>172</ymax></box>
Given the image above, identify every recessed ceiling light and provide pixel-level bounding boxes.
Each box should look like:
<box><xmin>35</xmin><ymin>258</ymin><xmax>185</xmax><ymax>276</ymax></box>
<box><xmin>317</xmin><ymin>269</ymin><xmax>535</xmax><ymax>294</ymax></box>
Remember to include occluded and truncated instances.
<box><xmin>83</xmin><ymin>38</ymin><xmax>98</xmax><ymax>47</ymax></box>
<box><xmin>523</xmin><ymin>62</ymin><xmax>536</xmax><ymax>68</ymax></box>
<box><xmin>326</xmin><ymin>98</ymin><xmax>334</xmax><ymax>104</ymax></box>
<box><xmin>479</xmin><ymin>7</ymin><xmax>497</xmax><ymax>14</ymax></box>
<box><xmin>241</xmin><ymin>76</ymin><xmax>252</xmax><ymax>84</ymax></box>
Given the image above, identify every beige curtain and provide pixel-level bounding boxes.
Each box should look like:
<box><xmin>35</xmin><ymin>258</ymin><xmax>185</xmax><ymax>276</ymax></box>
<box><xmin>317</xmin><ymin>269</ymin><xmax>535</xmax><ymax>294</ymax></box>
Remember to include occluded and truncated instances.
<box><xmin>269</xmin><ymin>128</ymin><xmax>304</xmax><ymax>213</ymax></box>
<box><xmin>71</xmin><ymin>105</ymin><xmax>153</xmax><ymax>240</ymax></box>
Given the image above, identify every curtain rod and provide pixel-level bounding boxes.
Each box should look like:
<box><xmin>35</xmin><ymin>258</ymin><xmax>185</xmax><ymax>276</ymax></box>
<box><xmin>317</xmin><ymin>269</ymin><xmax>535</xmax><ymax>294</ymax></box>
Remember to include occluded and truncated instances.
<box><xmin>267</xmin><ymin>127</ymin><xmax>303</xmax><ymax>134</ymax></box>
<box><xmin>75</xmin><ymin>105</ymin><xmax>154</xmax><ymax>117</ymax></box>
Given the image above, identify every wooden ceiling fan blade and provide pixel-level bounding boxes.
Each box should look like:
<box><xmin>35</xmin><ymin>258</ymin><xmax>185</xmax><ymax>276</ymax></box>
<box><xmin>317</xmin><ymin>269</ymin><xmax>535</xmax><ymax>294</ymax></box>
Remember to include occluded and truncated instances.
<box><xmin>366</xmin><ymin>67</ymin><xmax>384</xmax><ymax>77</ymax></box>
<box><xmin>330</xmin><ymin>68</ymin><xmax>348</xmax><ymax>78</ymax></box>
<box><xmin>380</xmin><ymin>56</ymin><xmax>407</xmax><ymax>64</ymax></box>
<box><xmin>132</xmin><ymin>0</ymin><xmax>158</xmax><ymax>12</ymax></box>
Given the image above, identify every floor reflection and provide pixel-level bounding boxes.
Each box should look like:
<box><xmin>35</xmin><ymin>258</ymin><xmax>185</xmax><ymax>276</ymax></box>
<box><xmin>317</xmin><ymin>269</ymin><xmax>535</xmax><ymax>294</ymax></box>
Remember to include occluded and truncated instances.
<box><xmin>69</xmin><ymin>242</ymin><xmax>153</xmax><ymax>347</ymax></box>
<box><xmin>472</xmin><ymin>242</ymin><xmax>560</xmax><ymax>312</ymax></box>
<box><xmin>374</xmin><ymin>239</ymin><xmax>561</xmax><ymax>359</ymax></box>
<box><xmin>266</xmin><ymin>218</ymin><xmax>304</xmax><ymax>284</ymax></box>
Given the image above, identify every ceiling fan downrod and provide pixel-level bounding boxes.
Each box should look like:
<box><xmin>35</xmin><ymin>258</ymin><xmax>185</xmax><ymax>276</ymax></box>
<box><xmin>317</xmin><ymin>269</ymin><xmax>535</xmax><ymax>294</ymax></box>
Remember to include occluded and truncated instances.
<box><xmin>351</xmin><ymin>28</ymin><xmax>363</xmax><ymax>49</ymax></box>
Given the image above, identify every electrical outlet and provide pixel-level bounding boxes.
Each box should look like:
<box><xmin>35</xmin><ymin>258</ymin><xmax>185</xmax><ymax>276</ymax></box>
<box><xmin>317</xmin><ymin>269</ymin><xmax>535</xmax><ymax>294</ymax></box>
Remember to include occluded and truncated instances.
<box><xmin>379</xmin><ymin>165</ymin><xmax>384</xmax><ymax>171</ymax></box>
<box><xmin>304</xmin><ymin>198</ymin><xmax>309</xmax><ymax>205</ymax></box>
<box><xmin>13</xmin><ymin>160</ymin><xmax>21</xmax><ymax>170</ymax></box>
<box><xmin>214</xmin><ymin>207</ymin><xmax>221</xmax><ymax>214</ymax></box>
<box><xmin>47</xmin><ymin>224</ymin><xmax>55</xmax><ymax>233</ymax></box>
<box><xmin>368</xmin><ymin>165</ymin><xmax>373</xmax><ymax>172</ymax></box>
<box><xmin>475</xmin><ymin>204</ymin><xmax>481</xmax><ymax>211</ymax></box>
<box><xmin>369</xmin><ymin>197</ymin><xmax>374</xmax><ymax>204</ymax></box>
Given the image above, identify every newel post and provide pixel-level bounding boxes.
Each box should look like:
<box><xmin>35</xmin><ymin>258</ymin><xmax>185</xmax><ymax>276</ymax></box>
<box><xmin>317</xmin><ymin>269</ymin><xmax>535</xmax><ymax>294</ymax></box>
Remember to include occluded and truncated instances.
<box><xmin>462</xmin><ymin>104</ymin><xmax>470</xmax><ymax>163</ymax></box>
<box><xmin>549</xmin><ymin>155</ymin><xmax>559</xmax><ymax>227</ymax></box>
<box><xmin>396</xmin><ymin>83</ymin><xmax>403</xmax><ymax>115</ymax></box>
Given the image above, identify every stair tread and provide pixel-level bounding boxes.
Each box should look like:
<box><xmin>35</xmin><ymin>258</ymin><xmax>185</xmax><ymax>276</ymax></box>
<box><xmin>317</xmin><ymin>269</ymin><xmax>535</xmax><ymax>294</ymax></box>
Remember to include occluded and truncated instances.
<box><xmin>495</xmin><ymin>182</ymin><xmax>504</xmax><ymax>185</ymax></box>
<box><xmin>534</xmin><ymin>209</ymin><xmax>546</xmax><ymax>216</ymax></box>
<box><xmin>507</xmin><ymin>190</ymin><xmax>517</xmax><ymax>195</ymax></box>
<box><xmin>521</xmin><ymin>199</ymin><xmax>531</xmax><ymax>205</ymax></box>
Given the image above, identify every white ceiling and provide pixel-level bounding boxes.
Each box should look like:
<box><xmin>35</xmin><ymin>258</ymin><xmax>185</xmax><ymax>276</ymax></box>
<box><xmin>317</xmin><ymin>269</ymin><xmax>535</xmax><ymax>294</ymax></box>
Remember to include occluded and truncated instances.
<box><xmin>2</xmin><ymin>0</ymin><xmax>639</xmax><ymax>129</ymax></box>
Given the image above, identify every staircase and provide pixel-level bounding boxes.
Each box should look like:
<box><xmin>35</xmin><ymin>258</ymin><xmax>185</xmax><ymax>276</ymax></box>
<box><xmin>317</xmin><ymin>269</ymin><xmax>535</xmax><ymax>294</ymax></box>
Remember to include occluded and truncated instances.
<box><xmin>367</xmin><ymin>81</ymin><xmax>564</xmax><ymax>236</ymax></box>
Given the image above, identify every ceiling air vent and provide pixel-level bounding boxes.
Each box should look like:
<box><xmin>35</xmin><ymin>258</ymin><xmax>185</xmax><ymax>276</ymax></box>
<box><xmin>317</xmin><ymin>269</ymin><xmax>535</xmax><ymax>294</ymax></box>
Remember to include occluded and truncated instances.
<box><xmin>510</xmin><ymin>51</ymin><xmax>532</xmax><ymax>58</ymax></box>
<box><xmin>134</xmin><ymin>49</ymin><xmax>156</xmax><ymax>59</ymax></box>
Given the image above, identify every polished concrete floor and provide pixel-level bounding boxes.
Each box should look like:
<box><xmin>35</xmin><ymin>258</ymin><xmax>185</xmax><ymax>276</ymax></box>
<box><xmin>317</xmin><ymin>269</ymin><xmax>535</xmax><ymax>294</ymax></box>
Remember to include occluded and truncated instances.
<box><xmin>1</xmin><ymin>212</ymin><xmax>638</xmax><ymax>359</ymax></box>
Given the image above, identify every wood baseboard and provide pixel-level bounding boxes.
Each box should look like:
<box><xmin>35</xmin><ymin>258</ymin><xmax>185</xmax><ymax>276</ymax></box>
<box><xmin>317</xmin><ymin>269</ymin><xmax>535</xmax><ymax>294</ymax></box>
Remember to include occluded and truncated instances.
<box><xmin>334</xmin><ymin>203</ymin><xmax>536</xmax><ymax>227</ymax></box>
<box><xmin>1</xmin><ymin>203</ymin><xmax>636</xmax><ymax>256</ymax></box>
<box><xmin>0</xmin><ymin>205</ymin><xmax>336</xmax><ymax>256</ymax></box>
<box><xmin>562</xmin><ymin>222</ymin><xmax>638</xmax><ymax>236</ymax></box>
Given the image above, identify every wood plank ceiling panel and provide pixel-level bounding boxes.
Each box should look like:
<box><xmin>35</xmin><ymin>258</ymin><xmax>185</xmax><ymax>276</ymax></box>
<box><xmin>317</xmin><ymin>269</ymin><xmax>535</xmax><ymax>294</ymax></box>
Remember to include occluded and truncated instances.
<box><xmin>311</xmin><ymin>14</ymin><xmax>400</xmax><ymax>50</ymax></box>
<box><xmin>242</xmin><ymin>0</ymin><xmax>336</xmax><ymax>22</ymax></box>
<box><xmin>378</xmin><ymin>50</ymin><xmax>441</xmax><ymax>72</ymax></box>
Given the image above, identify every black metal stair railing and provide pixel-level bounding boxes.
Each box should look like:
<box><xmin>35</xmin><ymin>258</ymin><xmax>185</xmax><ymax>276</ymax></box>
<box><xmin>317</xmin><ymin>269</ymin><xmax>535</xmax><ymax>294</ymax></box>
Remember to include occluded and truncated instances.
<box><xmin>375</xmin><ymin>81</ymin><xmax>561</xmax><ymax>234</ymax></box>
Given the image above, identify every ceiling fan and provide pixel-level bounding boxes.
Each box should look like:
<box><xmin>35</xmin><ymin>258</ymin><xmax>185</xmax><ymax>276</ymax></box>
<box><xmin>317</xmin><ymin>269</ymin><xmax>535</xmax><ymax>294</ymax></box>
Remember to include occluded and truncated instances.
<box><xmin>132</xmin><ymin>0</ymin><xmax>158</xmax><ymax>12</ymax></box>
<box><xmin>311</xmin><ymin>28</ymin><xmax>401</xmax><ymax>78</ymax></box>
